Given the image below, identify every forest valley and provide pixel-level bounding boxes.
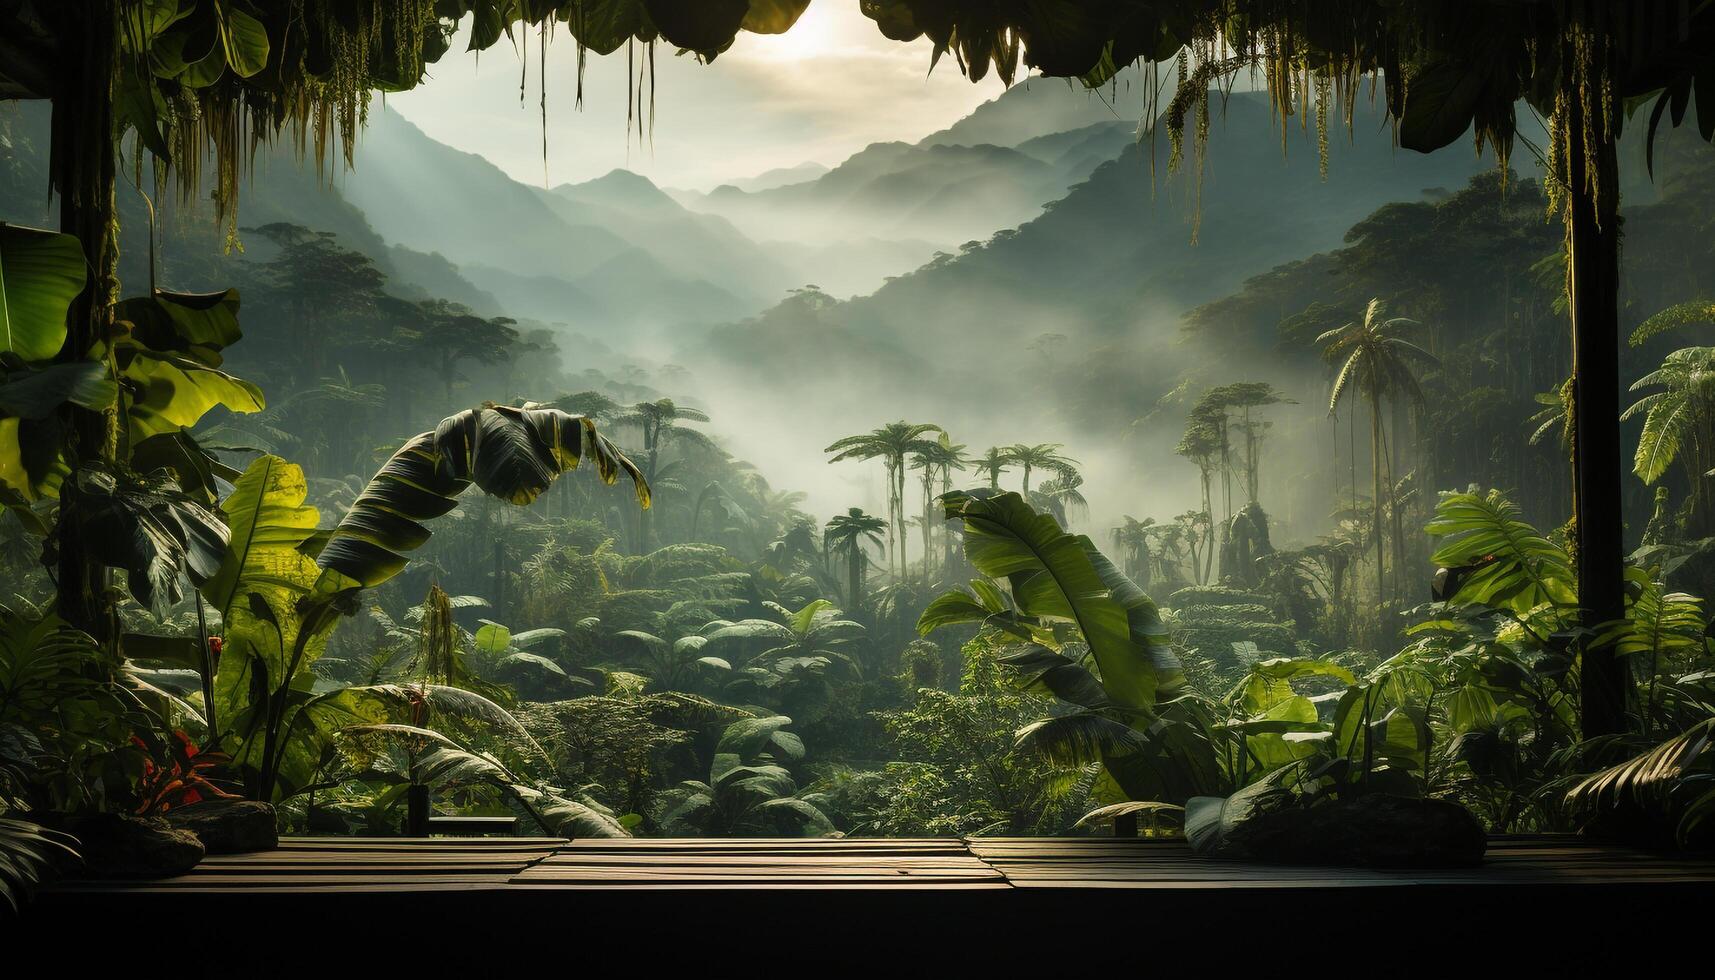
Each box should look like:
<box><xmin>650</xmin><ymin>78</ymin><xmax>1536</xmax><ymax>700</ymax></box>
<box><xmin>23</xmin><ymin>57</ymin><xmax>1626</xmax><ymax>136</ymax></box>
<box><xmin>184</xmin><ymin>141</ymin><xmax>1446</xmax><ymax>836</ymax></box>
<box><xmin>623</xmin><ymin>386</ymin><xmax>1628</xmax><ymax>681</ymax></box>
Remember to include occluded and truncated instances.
<box><xmin>5</xmin><ymin>2</ymin><xmax>1715</xmax><ymax>905</ymax></box>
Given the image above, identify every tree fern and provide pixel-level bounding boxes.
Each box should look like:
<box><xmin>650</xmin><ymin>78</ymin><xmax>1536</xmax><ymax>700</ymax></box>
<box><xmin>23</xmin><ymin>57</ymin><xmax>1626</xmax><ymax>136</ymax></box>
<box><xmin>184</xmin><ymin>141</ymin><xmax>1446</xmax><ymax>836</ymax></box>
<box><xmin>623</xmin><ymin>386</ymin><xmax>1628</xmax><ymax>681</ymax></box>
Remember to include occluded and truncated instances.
<box><xmin>1629</xmin><ymin>300</ymin><xmax>1715</xmax><ymax>347</ymax></box>
<box><xmin>1623</xmin><ymin>346</ymin><xmax>1715</xmax><ymax>485</ymax></box>
<box><xmin>1596</xmin><ymin>576</ymin><xmax>1707</xmax><ymax>666</ymax></box>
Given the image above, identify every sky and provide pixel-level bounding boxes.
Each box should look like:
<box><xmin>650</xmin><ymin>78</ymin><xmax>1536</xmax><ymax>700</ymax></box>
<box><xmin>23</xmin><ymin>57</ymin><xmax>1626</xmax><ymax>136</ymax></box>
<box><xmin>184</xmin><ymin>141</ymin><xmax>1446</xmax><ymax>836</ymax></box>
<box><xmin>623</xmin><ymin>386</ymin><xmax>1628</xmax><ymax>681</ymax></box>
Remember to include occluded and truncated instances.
<box><xmin>387</xmin><ymin>5</ymin><xmax>1009</xmax><ymax>191</ymax></box>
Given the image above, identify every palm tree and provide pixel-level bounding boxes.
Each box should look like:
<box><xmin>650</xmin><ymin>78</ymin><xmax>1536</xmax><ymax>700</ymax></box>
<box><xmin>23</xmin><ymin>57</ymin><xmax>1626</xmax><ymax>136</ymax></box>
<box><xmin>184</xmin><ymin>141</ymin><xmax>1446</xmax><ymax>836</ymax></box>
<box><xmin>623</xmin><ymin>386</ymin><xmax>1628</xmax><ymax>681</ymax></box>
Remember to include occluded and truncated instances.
<box><xmin>1318</xmin><ymin>298</ymin><xmax>1439</xmax><ymax>613</ymax></box>
<box><xmin>1005</xmin><ymin>443</ymin><xmax>1078</xmax><ymax>495</ymax></box>
<box><xmin>1111</xmin><ymin>516</ymin><xmax>1155</xmax><ymax>585</ymax></box>
<box><xmin>825</xmin><ymin>421</ymin><xmax>943</xmax><ymax>579</ymax></box>
<box><xmin>1036</xmin><ymin>470</ymin><xmax>1088</xmax><ymax>528</ymax></box>
<box><xmin>824</xmin><ymin>508</ymin><xmax>887</xmax><ymax>611</ymax></box>
<box><xmin>910</xmin><ymin>435</ymin><xmax>968</xmax><ymax>580</ymax></box>
<box><xmin>551</xmin><ymin>390</ymin><xmax>623</xmax><ymax>422</ymax></box>
<box><xmin>1212</xmin><ymin>382</ymin><xmax>1291</xmax><ymax>504</ymax></box>
<box><xmin>1176</xmin><ymin>416</ymin><xmax>1222</xmax><ymax>583</ymax></box>
<box><xmin>975</xmin><ymin>446</ymin><xmax>1013</xmax><ymax>489</ymax></box>
<box><xmin>617</xmin><ymin>398</ymin><xmax>713</xmax><ymax>551</ymax></box>
<box><xmin>934</xmin><ymin>436</ymin><xmax>970</xmax><ymax>573</ymax></box>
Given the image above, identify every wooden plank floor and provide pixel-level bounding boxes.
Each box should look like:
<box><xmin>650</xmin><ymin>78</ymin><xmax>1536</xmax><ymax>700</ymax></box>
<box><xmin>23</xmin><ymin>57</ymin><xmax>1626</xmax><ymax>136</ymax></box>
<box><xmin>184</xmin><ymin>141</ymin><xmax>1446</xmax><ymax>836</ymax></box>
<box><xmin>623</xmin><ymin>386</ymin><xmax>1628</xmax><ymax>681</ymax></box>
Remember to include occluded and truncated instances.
<box><xmin>966</xmin><ymin>835</ymin><xmax>1715</xmax><ymax>888</ymax></box>
<box><xmin>41</xmin><ymin>834</ymin><xmax>1715</xmax><ymax>895</ymax></box>
<box><xmin>31</xmin><ymin>836</ymin><xmax>1714</xmax><ymax>968</ymax></box>
<box><xmin>45</xmin><ymin>836</ymin><xmax>569</xmax><ymax>894</ymax></box>
<box><xmin>511</xmin><ymin>837</ymin><xmax>1010</xmax><ymax>889</ymax></box>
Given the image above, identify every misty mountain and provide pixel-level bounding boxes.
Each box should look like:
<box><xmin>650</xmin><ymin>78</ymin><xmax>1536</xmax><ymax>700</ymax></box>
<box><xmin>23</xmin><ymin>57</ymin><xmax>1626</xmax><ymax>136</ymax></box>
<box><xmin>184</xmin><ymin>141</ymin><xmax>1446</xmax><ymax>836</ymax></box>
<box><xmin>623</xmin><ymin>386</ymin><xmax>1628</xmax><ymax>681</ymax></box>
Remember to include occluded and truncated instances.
<box><xmin>689</xmin><ymin>139</ymin><xmax>1069</xmax><ymax>247</ymax></box>
<box><xmin>545</xmin><ymin>168</ymin><xmax>794</xmax><ymax>308</ymax></box>
<box><xmin>715</xmin><ymin>161</ymin><xmax>829</xmax><ymax>193</ymax></box>
<box><xmin>679</xmin><ymin>92</ymin><xmax>1494</xmax><ymax>502</ymax></box>
<box><xmin>669</xmin><ymin>74</ymin><xmax>1151</xmax><ymax>296</ymax></box>
<box><xmin>1014</xmin><ymin>120</ymin><xmax>1137</xmax><ymax>180</ymax></box>
<box><xmin>0</xmin><ymin>101</ymin><xmax>500</xmax><ymax>315</ymax></box>
<box><xmin>333</xmin><ymin>109</ymin><xmax>769</xmax><ymax>337</ymax></box>
<box><xmin>922</xmin><ymin>71</ymin><xmax>1149</xmax><ymax>148</ymax></box>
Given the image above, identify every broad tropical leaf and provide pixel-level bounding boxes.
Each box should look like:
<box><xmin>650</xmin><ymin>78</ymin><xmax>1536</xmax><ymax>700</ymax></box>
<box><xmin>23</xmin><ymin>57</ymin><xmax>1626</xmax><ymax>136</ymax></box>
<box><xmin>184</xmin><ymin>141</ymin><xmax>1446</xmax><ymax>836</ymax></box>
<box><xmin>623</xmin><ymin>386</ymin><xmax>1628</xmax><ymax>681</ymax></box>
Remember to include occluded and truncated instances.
<box><xmin>1426</xmin><ymin>490</ymin><xmax>1575</xmax><ymax>614</ymax></box>
<box><xmin>200</xmin><ymin>455</ymin><xmax>321</xmax><ymax>619</ymax></box>
<box><xmin>942</xmin><ymin>491</ymin><xmax>1169</xmax><ymax>711</ymax></box>
<box><xmin>56</xmin><ymin>463</ymin><xmax>228</xmax><ymax>614</ymax></box>
<box><xmin>0</xmin><ymin>224</ymin><xmax>85</xmax><ymax>362</ymax></box>
<box><xmin>316</xmin><ymin>405</ymin><xmax>648</xmax><ymax>590</ymax></box>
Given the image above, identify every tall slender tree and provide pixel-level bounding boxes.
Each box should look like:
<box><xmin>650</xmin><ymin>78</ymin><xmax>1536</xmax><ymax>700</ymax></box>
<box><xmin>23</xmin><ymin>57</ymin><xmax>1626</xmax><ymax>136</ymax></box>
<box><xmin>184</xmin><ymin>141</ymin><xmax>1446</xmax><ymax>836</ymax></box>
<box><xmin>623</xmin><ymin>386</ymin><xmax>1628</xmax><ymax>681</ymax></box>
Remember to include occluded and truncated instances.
<box><xmin>1005</xmin><ymin>443</ymin><xmax>1078</xmax><ymax>495</ymax></box>
<box><xmin>824</xmin><ymin>508</ymin><xmax>887</xmax><ymax>613</ymax></box>
<box><xmin>1176</xmin><ymin>414</ymin><xmax>1222</xmax><ymax>584</ymax></box>
<box><xmin>825</xmin><ymin>421</ymin><xmax>942</xmax><ymax>580</ymax></box>
<box><xmin>975</xmin><ymin>446</ymin><xmax>1012</xmax><ymax>489</ymax></box>
<box><xmin>1319</xmin><ymin>298</ymin><xmax>1439</xmax><ymax>619</ymax></box>
<box><xmin>617</xmin><ymin>398</ymin><xmax>713</xmax><ymax>552</ymax></box>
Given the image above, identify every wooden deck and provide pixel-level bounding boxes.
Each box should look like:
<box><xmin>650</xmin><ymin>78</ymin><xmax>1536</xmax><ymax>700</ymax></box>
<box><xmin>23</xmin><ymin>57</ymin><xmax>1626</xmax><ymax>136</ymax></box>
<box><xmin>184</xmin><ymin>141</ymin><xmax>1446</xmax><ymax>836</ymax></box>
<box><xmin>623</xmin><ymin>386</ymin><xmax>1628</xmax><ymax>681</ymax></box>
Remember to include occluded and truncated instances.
<box><xmin>26</xmin><ymin>836</ymin><xmax>1715</xmax><ymax>963</ymax></box>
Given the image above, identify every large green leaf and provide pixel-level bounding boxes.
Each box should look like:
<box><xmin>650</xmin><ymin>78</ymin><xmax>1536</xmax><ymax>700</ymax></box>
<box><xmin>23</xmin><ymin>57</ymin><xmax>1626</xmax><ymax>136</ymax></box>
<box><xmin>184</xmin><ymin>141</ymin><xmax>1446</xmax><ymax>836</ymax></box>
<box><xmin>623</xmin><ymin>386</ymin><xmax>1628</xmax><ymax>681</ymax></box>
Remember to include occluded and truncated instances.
<box><xmin>1426</xmin><ymin>490</ymin><xmax>1575</xmax><ymax>614</ymax></box>
<box><xmin>57</xmin><ymin>464</ymin><xmax>228</xmax><ymax>615</ymax></box>
<box><xmin>216</xmin><ymin>1</ymin><xmax>270</xmax><ymax>78</ymax></box>
<box><xmin>943</xmin><ymin>491</ymin><xmax>1167</xmax><ymax>711</ymax></box>
<box><xmin>741</xmin><ymin>0</ymin><xmax>812</xmax><ymax>33</ymax></box>
<box><xmin>200</xmin><ymin>455</ymin><xmax>321</xmax><ymax>619</ymax></box>
<box><xmin>643</xmin><ymin>0</ymin><xmax>748</xmax><ymax>53</ymax></box>
<box><xmin>0</xmin><ymin>362</ymin><xmax>115</xmax><ymax>420</ymax></box>
<box><xmin>0</xmin><ymin>417</ymin><xmax>67</xmax><ymax>502</ymax></box>
<box><xmin>113</xmin><ymin>289</ymin><xmax>243</xmax><ymax>366</ymax></box>
<box><xmin>203</xmin><ymin>458</ymin><xmax>335</xmax><ymax>796</ymax></box>
<box><xmin>566</xmin><ymin>0</ymin><xmax>654</xmax><ymax>54</ymax></box>
<box><xmin>119</xmin><ymin>347</ymin><xmax>265</xmax><ymax>442</ymax></box>
<box><xmin>315</xmin><ymin>405</ymin><xmax>648</xmax><ymax>591</ymax></box>
<box><xmin>1398</xmin><ymin>58</ymin><xmax>1485</xmax><ymax>152</ymax></box>
<box><xmin>0</xmin><ymin>224</ymin><xmax>85</xmax><ymax>363</ymax></box>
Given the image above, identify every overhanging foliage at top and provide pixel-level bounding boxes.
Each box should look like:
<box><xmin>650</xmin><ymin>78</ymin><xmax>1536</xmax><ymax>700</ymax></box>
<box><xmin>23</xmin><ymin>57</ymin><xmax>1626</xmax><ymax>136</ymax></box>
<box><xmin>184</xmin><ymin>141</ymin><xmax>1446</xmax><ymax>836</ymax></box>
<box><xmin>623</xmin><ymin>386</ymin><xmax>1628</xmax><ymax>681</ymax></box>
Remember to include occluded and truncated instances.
<box><xmin>4</xmin><ymin>2</ymin><xmax>1712</xmax><ymax>235</ymax></box>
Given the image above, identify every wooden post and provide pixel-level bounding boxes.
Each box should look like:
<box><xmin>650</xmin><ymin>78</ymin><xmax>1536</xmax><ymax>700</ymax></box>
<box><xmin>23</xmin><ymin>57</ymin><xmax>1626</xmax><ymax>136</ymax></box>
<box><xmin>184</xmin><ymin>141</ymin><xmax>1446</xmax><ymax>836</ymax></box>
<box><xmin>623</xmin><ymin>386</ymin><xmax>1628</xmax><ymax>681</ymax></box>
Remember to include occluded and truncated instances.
<box><xmin>48</xmin><ymin>0</ymin><xmax>120</xmax><ymax>642</ymax></box>
<box><xmin>406</xmin><ymin>784</ymin><xmax>430</xmax><ymax>837</ymax></box>
<box><xmin>1565</xmin><ymin>103</ymin><xmax>1630</xmax><ymax>738</ymax></box>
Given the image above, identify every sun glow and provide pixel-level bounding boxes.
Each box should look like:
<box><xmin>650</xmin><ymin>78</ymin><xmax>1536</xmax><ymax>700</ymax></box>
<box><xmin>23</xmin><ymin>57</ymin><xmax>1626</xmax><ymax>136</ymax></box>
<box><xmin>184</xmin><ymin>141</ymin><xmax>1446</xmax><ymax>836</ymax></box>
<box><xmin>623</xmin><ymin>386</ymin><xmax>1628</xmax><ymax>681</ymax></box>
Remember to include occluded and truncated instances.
<box><xmin>744</xmin><ymin>5</ymin><xmax>847</xmax><ymax>61</ymax></box>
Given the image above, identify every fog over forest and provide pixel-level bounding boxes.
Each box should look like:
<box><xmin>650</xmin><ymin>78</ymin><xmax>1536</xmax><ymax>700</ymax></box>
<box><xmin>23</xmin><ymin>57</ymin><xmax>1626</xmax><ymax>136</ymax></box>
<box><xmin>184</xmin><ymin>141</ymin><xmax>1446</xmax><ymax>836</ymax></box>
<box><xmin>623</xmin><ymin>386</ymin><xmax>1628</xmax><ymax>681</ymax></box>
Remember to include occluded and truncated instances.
<box><xmin>13</xmin><ymin>3</ymin><xmax>1715</xmax><ymax>892</ymax></box>
<box><xmin>5</xmin><ymin>71</ymin><xmax>1619</xmax><ymax>544</ymax></box>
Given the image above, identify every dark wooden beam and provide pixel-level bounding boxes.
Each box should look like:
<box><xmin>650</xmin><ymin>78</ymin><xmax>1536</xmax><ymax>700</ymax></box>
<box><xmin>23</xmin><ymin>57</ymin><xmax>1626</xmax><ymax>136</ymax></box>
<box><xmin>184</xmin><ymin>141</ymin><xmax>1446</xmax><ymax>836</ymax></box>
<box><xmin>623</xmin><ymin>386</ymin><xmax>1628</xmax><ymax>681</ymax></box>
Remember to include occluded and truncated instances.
<box><xmin>1565</xmin><ymin>101</ymin><xmax>1631</xmax><ymax>738</ymax></box>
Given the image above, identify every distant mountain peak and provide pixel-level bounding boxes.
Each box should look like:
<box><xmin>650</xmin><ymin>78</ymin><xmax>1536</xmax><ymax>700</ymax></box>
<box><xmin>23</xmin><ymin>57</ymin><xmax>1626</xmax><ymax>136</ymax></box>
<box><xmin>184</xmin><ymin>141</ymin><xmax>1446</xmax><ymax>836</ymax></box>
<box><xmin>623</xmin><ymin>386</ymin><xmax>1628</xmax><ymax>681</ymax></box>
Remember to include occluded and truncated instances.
<box><xmin>555</xmin><ymin>168</ymin><xmax>678</xmax><ymax>212</ymax></box>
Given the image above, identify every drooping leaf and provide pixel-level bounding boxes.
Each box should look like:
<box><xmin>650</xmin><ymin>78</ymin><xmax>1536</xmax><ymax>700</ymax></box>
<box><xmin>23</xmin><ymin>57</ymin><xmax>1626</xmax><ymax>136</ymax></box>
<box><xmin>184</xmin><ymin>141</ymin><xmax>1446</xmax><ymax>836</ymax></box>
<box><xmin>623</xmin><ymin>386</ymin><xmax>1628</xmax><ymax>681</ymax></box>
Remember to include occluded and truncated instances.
<box><xmin>0</xmin><ymin>362</ymin><xmax>115</xmax><ymax>419</ymax></box>
<box><xmin>0</xmin><ymin>224</ymin><xmax>85</xmax><ymax>363</ymax></box>
<box><xmin>1184</xmin><ymin>779</ymin><xmax>1297</xmax><ymax>855</ymax></box>
<box><xmin>316</xmin><ymin>405</ymin><xmax>647</xmax><ymax>590</ymax></box>
<box><xmin>57</xmin><ymin>464</ymin><xmax>228</xmax><ymax>615</ymax></box>
<box><xmin>943</xmin><ymin>491</ymin><xmax>1169</xmax><ymax>711</ymax></box>
<box><xmin>1399</xmin><ymin>58</ymin><xmax>1486</xmax><ymax>152</ymax></box>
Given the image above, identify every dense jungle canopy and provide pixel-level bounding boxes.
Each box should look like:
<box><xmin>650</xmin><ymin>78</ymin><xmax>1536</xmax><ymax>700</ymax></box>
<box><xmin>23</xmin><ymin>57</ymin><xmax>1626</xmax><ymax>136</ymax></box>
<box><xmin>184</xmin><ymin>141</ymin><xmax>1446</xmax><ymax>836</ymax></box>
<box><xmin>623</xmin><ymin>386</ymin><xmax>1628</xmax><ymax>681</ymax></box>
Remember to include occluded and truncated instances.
<box><xmin>3</xmin><ymin>1</ymin><xmax>1715</xmax><ymax>907</ymax></box>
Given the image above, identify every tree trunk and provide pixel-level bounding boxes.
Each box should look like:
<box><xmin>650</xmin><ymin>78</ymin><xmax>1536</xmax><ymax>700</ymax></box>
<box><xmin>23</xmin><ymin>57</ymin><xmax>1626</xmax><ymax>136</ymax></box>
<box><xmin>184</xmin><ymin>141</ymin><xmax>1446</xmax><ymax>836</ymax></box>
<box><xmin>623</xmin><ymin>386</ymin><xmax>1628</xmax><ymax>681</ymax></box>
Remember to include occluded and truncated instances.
<box><xmin>1565</xmin><ymin>110</ymin><xmax>1630</xmax><ymax>738</ymax></box>
<box><xmin>1369</xmin><ymin>391</ymin><xmax>1387</xmax><ymax>616</ymax></box>
<box><xmin>50</xmin><ymin>2</ymin><xmax>120</xmax><ymax>641</ymax></box>
<box><xmin>896</xmin><ymin>461</ymin><xmax>908</xmax><ymax>582</ymax></box>
<box><xmin>848</xmin><ymin>547</ymin><xmax>863</xmax><ymax>612</ymax></box>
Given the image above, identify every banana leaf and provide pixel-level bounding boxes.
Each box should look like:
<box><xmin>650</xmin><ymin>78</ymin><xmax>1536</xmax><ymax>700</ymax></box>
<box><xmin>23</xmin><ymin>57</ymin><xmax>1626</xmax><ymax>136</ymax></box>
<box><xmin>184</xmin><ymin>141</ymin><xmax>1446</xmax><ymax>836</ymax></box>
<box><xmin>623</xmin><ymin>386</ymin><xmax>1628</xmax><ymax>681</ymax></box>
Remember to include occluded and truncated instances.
<box><xmin>941</xmin><ymin>491</ymin><xmax>1171</xmax><ymax>712</ymax></box>
<box><xmin>316</xmin><ymin>405</ymin><xmax>647</xmax><ymax>591</ymax></box>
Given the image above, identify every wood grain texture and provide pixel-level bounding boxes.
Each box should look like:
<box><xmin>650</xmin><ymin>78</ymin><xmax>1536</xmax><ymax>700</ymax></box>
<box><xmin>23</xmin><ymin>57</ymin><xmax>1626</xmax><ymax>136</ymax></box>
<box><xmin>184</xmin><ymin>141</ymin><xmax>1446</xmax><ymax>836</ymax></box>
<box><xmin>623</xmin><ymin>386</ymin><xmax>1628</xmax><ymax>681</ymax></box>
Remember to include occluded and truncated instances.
<box><xmin>43</xmin><ymin>834</ymin><xmax>1715</xmax><ymax>896</ymax></box>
